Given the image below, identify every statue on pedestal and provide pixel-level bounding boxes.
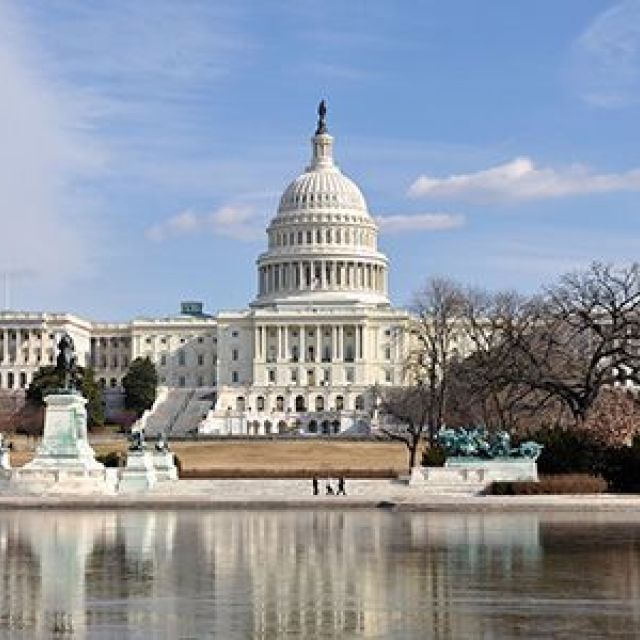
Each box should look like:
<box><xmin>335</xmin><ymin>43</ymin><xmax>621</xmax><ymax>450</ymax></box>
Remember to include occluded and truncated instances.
<box><xmin>55</xmin><ymin>333</ymin><xmax>79</xmax><ymax>392</ymax></box>
<box><xmin>129</xmin><ymin>430</ymin><xmax>145</xmax><ymax>452</ymax></box>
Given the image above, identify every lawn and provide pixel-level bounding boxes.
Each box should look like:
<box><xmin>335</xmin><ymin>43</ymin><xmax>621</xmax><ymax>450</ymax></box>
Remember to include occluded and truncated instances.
<box><xmin>7</xmin><ymin>437</ymin><xmax>411</xmax><ymax>477</ymax></box>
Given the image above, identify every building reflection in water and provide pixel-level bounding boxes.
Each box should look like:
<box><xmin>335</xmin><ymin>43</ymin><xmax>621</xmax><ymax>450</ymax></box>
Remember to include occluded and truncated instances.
<box><xmin>0</xmin><ymin>510</ymin><xmax>639</xmax><ymax>638</ymax></box>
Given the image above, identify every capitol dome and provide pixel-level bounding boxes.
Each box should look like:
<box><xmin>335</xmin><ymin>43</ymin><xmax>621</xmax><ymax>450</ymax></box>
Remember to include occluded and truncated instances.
<box><xmin>253</xmin><ymin>102</ymin><xmax>390</xmax><ymax>308</ymax></box>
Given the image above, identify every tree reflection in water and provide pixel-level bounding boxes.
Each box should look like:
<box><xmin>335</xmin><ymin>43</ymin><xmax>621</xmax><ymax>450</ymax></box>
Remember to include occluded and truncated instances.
<box><xmin>0</xmin><ymin>510</ymin><xmax>639</xmax><ymax>638</ymax></box>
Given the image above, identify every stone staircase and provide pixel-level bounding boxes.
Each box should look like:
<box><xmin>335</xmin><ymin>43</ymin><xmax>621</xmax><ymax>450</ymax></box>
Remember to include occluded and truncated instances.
<box><xmin>171</xmin><ymin>388</ymin><xmax>217</xmax><ymax>436</ymax></box>
<box><xmin>143</xmin><ymin>388</ymin><xmax>216</xmax><ymax>438</ymax></box>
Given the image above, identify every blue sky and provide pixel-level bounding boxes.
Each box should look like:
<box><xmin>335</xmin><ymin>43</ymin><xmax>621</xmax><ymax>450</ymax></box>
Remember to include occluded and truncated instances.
<box><xmin>1</xmin><ymin>0</ymin><xmax>640</xmax><ymax>320</ymax></box>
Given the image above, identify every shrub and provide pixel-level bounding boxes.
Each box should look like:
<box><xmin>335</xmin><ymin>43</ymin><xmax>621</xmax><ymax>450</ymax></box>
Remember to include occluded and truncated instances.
<box><xmin>532</xmin><ymin>427</ymin><xmax>605</xmax><ymax>475</ymax></box>
<box><xmin>602</xmin><ymin>443</ymin><xmax>640</xmax><ymax>493</ymax></box>
<box><xmin>487</xmin><ymin>474</ymin><xmax>607</xmax><ymax>495</ymax></box>
<box><xmin>96</xmin><ymin>451</ymin><xmax>124</xmax><ymax>468</ymax></box>
<box><xmin>421</xmin><ymin>445</ymin><xmax>446</xmax><ymax>467</ymax></box>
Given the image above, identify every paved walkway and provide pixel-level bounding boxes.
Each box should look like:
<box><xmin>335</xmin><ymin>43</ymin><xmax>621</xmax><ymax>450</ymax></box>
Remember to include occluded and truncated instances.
<box><xmin>2</xmin><ymin>478</ymin><xmax>640</xmax><ymax>511</ymax></box>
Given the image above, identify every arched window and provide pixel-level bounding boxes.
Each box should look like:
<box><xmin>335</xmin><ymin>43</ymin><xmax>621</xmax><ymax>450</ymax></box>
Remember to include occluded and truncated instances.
<box><xmin>355</xmin><ymin>395</ymin><xmax>365</xmax><ymax>411</ymax></box>
<box><xmin>295</xmin><ymin>395</ymin><xmax>306</xmax><ymax>412</ymax></box>
<box><xmin>264</xmin><ymin>420</ymin><xmax>272</xmax><ymax>434</ymax></box>
<box><xmin>332</xmin><ymin>420</ymin><xmax>340</xmax><ymax>434</ymax></box>
<box><xmin>315</xmin><ymin>395</ymin><xmax>324</xmax><ymax>411</ymax></box>
<box><xmin>278</xmin><ymin>420</ymin><xmax>287</xmax><ymax>434</ymax></box>
<box><xmin>321</xmin><ymin>420</ymin><xmax>330</xmax><ymax>435</ymax></box>
<box><xmin>256</xmin><ymin>396</ymin><xmax>265</xmax><ymax>412</ymax></box>
<box><xmin>236</xmin><ymin>396</ymin><xmax>246</xmax><ymax>412</ymax></box>
<box><xmin>19</xmin><ymin>372</ymin><xmax>27</xmax><ymax>388</ymax></box>
<box><xmin>335</xmin><ymin>395</ymin><xmax>344</xmax><ymax>411</ymax></box>
<box><xmin>316</xmin><ymin>229</ymin><xmax>321</xmax><ymax>244</ymax></box>
<box><xmin>308</xmin><ymin>420</ymin><xmax>317</xmax><ymax>433</ymax></box>
<box><xmin>276</xmin><ymin>395</ymin><xmax>284</xmax><ymax>411</ymax></box>
<box><xmin>7</xmin><ymin>372</ymin><xmax>14</xmax><ymax>389</ymax></box>
<box><xmin>326</xmin><ymin>229</ymin><xmax>331</xmax><ymax>243</ymax></box>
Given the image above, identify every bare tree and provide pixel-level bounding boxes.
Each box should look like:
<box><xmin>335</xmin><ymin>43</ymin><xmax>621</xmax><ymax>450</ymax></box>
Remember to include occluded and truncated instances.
<box><xmin>375</xmin><ymin>384</ymin><xmax>431</xmax><ymax>469</ymax></box>
<box><xmin>407</xmin><ymin>277</ymin><xmax>464</xmax><ymax>443</ymax></box>
<box><xmin>497</xmin><ymin>263</ymin><xmax>640</xmax><ymax>426</ymax></box>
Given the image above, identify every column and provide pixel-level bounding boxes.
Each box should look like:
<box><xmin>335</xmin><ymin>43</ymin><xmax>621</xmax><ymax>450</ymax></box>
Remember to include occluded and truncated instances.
<box><xmin>332</xmin><ymin>325</ymin><xmax>338</xmax><ymax>361</ymax></box>
<box><xmin>283</xmin><ymin>325</ymin><xmax>289</xmax><ymax>361</ymax></box>
<box><xmin>254</xmin><ymin>326</ymin><xmax>260</xmax><ymax>362</ymax></box>
<box><xmin>2</xmin><ymin>329</ymin><xmax>8</xmax><ymax>364</ymax></box>
<box><xmin>316</xmin><ymin>324</ymin><xmax>321</xmax><ymax>362</ymax></box>
<box><xmin>299</xmin><ymin>324</ymin><xmax>305</xmax><ymax>363</ymax></box>
<box><xmin>338</xmin><ymin>325</ymin><xmax>344</xmax><ymax>361</ymax></box>
<box><xmin>358</xmin><ymin>325</ymin><xmax>363</xmax><ymax>360</ymax></box>
<box><xmin>277</xmin><ymin>327</ymin><xmax>282</xmax><ymax>361</ymax></box>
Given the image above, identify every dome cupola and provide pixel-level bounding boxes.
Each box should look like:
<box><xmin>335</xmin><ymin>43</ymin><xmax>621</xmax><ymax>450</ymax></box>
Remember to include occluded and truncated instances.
<box><xmin>253</xmin><ymin>101</ymin><xmax>389</xmax><ymax>308</ymax></box>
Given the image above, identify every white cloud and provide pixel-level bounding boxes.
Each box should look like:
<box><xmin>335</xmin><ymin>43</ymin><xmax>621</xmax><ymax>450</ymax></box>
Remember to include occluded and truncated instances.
<box><xmin>0</xmin><ymin>3</ymin><xmax>104</xmax><ymax>290</ymax></box>
<box><xmin>146</xmin><ymin>204</ymin><xmax>264</xmax><ymax>243</ymax></box>
<box><xmin>409</xmin><ymin>156</ymin><xmax>640</xmax><ymax>203</ymax></box>
<box><xmin>209</xmin><ymin>204</ymin><xmax>263</xmax><ymax>241</ymax></box>
<box><xmin>375</xmin><ymin>213</ymin><xmax>464</xmax><ymax>233</ymax></box>
<box><xmin>572</xmin><ymin>0</ymin><xmax>640</xmax><ymax>108</ymax></box>
<box><xmin>145</xmin><ymin>210</ymin><xmax>199</xmax><ymax>242</ymax></box>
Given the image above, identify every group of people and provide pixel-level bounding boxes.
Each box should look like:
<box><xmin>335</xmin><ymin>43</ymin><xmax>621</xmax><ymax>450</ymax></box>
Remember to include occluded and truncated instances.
<box><xmin>312</xmin><ymin>476</ymin><xmax>346</xmax><ymax>496</ymax></box>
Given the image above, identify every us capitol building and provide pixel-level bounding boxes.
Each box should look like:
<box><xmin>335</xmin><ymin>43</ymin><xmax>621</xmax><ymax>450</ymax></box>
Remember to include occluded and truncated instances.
<box><xmin>0</xmin><ymin>104</ymin><xmax>411</xmax><ymax>436</ymax></box>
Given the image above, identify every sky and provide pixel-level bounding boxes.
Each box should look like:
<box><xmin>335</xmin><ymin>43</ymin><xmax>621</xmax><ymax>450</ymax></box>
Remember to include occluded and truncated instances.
<box><xmin>1</xmin><ymin>0</ymin><xmax>640</xmax><ymax>321</ymax></box>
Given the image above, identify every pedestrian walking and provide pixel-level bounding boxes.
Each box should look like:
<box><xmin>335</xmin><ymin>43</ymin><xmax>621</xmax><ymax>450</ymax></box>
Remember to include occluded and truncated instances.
<box><xmin>326</xmin><ymin>479</ymin><xmax>334</xmax><ymax>495</ymax></box>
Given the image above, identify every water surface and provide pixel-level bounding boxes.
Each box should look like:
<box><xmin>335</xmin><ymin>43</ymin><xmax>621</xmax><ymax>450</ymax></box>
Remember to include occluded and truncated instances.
<box><xmin>0</xmin><ymin>509</ymin><xmax>639</xmax><ymax>638</ymax></box>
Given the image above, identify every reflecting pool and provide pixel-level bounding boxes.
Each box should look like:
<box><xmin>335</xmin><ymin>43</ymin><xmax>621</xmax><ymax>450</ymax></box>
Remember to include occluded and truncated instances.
<box><xmin>0</xmin><ymin>510</ymin><xmax>639</xmax><ymax>638</ymax></box>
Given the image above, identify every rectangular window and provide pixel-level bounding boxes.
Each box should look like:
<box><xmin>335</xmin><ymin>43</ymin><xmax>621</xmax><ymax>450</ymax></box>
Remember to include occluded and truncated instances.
<box><xmin>160</xmin><ymin>354</ymin><xmax>167</xmax><ymax>366</ymax></box>
<box><xmin>346</xmin><ymin>368</ymin><xmax>354</xmax><ymax>383</ymax></box>
<box><xmin>385</xmin><ymin>369</ymin><xmax>392</xmax><ymax>383</ymax></box>
<box><xmin>232</xmin><ymin>371</ymin><xmax>239</xmax><ymax>383</ymax></box>
<box><xmin>198</xmin><ymin>354</ymin><xmax>204</xmax><ymax>366</ymax></box>
<box><xmin>384</xmin><ymin>345</ymin><xmax>391</xmax><ymax>360</ymax></box>
<box><xmin>291</xmin><ymin>369</ymin><xmax>298</xmax><ymax>383</ymax></box>
<box><xmin>232</xmin><ymin>348</ymin><xmax>239</xmax><ymax>361</ymax></box>
<box><xmin>268</xmin><ymin>369</ymin><xmax>276</xmax><ymax>383</ymax></box>
<box><xmin>178</xmin><ymin>352</ymin><xmax>186</xmax><ymax>366</ymax></box>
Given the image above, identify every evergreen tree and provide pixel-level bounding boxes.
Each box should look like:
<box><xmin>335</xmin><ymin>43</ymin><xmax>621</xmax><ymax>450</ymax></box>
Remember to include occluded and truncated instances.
<box><xmin>122</xmin><ymin>357</ymin><xmax>158</xmax><ymax>417</ymax></box>
<box><xmin>26</xmin><ymin>365</ymin><xmax>105</xmax><ymax>428</ymax></box>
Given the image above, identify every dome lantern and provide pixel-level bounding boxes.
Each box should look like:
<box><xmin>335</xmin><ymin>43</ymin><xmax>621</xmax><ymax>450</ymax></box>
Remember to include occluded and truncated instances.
<box><xmin>253</xmin><ymin>101</ymin><xmax>390</xmax><ymax>308</ymax></box>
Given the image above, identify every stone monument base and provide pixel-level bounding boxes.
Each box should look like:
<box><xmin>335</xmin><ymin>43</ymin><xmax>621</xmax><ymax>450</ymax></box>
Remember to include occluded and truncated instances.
<box><xmin>0</xmin><ymin>450</ymin><xmax>10</xmax><ymax>472</ymax></box>
<box><xmin>119</xmin><ymin>451</ymin><xmax>157</xmax><ymax>493</ymax></box>
<box><xmin>409</xmin><ymin>458</ymin><xmax>539</xmax><ymax>495</ymax></box>
<box><xmin>4</xmin><ymin>392</ymin><xmax>117</xmax><ymax>495</ymax></box>
<box><xmin>153</xmin><ymin>450</ymin><xmax>178</xmax><ymax>482</ymax></box>
<box><xmin>8</xmin><ymin>468</ymin><xmax>118</xmax><ymax>495</ymax></box>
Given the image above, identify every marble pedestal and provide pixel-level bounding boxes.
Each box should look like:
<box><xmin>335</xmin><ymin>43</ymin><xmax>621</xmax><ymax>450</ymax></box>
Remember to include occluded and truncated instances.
<box><xmin>409</xmin><ymin>458</ymin><xmax>539</xmax><ymax>495</ymax></box>
<box><xmin>153</xmin><ymin>450</ymin><xmax>178</xmax><ymax>481</ymax></box>
<box><xmin>119</xmin><ymin>450</ymin><xmax>157</xmax><ymax>492</ymax></box>
<box><xmin>8</xmin><ymin>392</ymin><xmax>117</xmax><ymax>495</ymax></box>
<box><xmin>0</xmin><ymin>449</ymin><xmax>10</xmax><ymax>471</ymax></box>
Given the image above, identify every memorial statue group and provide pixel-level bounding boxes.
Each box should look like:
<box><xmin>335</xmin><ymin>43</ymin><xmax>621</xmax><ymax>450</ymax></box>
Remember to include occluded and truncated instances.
<box><xmin>437</xmin><ymin>426</ymin><xmax>543</xmax><ymax>460</ymax></box>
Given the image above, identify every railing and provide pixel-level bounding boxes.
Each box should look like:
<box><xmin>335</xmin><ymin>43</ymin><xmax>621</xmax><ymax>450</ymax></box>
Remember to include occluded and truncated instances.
<box><xmin>167</xmin><ymin>389</ymin><xmax>196</xmax><ymax>435</ymax></box>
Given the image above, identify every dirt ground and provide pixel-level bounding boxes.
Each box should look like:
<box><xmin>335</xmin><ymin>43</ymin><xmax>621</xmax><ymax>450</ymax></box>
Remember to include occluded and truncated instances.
<box><xmin>7</xmin><ymin>437</ymin><xmax>411</xmax><ymax>476</ymax></box>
